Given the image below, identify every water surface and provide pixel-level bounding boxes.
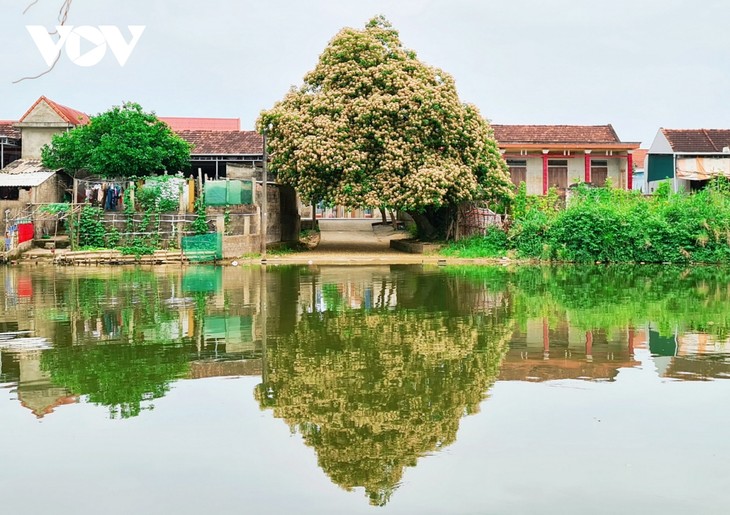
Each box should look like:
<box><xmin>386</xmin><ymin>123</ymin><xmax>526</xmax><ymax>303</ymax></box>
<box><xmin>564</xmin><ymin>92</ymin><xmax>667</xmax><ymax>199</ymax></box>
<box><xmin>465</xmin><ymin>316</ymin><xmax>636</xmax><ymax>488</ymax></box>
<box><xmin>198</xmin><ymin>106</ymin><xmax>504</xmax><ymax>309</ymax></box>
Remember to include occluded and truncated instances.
<box><xmin>1</xmin><ymin>264</ymin><xmax>729</xmax><ymax>514</ymax></box>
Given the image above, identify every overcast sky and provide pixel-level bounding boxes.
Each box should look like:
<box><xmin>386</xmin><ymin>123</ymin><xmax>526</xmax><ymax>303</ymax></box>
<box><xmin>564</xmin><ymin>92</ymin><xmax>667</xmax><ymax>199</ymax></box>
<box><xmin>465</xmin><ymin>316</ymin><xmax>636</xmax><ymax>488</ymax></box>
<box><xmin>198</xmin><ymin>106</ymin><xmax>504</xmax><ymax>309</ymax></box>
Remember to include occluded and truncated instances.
<box><xmin>1</xmin><ymin>0</ymin><xmax>727</xmax><ymax>146</ymax></box>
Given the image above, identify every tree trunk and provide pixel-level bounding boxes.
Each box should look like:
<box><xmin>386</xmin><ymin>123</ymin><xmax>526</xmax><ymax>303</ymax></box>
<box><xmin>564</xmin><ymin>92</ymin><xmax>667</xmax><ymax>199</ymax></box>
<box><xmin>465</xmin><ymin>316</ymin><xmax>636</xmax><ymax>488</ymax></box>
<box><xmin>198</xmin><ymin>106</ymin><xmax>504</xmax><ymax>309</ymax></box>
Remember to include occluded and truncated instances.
<box><xmin>407</xmin><ymin>205</ymin><xmax>456</xmax><ymax>241</ymax></box>
<box><xmin>379</xmin><ymin>207</ymin><xmax>388</xmax><ymax>224</ymax></box>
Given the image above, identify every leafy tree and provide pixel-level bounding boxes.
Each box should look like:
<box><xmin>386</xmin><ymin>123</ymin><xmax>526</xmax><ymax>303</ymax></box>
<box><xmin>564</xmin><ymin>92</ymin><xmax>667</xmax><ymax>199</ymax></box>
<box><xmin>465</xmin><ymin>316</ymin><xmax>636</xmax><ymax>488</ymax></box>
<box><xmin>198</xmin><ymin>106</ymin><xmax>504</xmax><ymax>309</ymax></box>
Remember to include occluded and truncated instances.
<box><xmin>42</xmin><ymin>102</ymin><xmax>191</xmax><ymax>178</ymax></box>
<box><xmin>258</xmin><ymin>16</ymin><xmax>512</xmax><ymax>239</ymax></box>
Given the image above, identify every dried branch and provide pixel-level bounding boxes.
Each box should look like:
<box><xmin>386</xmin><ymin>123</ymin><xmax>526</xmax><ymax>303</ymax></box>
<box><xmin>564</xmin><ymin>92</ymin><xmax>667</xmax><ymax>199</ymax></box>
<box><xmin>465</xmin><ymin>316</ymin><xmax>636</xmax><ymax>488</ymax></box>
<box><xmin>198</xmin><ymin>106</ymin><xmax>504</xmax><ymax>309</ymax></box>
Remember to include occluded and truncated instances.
<box><xmin>22</xmin><ymin>0</ymin><xmax>39</xmax><ymax>15</ymax></box>
<box><xmin>13</xmin><ymin>0</ymin><xmax>73</xmax><ymax>83</ymax></box>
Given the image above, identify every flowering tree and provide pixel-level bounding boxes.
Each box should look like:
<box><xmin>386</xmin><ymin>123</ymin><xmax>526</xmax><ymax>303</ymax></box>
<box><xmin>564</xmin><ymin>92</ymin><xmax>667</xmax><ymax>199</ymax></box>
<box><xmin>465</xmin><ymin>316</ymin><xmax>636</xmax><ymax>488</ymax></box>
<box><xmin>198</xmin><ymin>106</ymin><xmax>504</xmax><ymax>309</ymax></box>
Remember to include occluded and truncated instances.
<box><xmin>259</xmin><ymin>16</ymin><xmax>512</xmax><ymax>239</ymax></box>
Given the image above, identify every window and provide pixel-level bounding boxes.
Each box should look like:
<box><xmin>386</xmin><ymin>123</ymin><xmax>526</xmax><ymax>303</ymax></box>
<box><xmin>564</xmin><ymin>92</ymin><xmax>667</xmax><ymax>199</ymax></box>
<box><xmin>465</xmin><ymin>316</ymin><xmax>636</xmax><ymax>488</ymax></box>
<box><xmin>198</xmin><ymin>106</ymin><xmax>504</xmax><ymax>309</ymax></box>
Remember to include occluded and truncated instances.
<box><xmin>0</xmin><ymin>187</ymin><xmax>19</xmax><ymax>200</ymax></box>
<box><xmin>548</xmin><ymin>160</ymin><xmax>568</xmax><ymax>191</ymax></box>
<box><xmin>591</xmin><ymin>160</ymin><xmax>609</xmax><ymax>186</ymax></box>
<box><xmin>507</xmin><ymin>159</ymin><xmax>527</xmax><ymax>187</ymax></box>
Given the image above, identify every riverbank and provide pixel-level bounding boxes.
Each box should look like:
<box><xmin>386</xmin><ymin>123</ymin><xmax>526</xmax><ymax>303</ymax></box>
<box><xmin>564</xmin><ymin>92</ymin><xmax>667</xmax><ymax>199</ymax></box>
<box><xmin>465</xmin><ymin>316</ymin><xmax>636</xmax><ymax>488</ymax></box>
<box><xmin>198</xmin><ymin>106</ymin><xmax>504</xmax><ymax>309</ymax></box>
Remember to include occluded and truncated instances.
<box><xmin>14</xmin><ymin>223</ymin><xmax>517</xmax><ymax>267</ymax></box>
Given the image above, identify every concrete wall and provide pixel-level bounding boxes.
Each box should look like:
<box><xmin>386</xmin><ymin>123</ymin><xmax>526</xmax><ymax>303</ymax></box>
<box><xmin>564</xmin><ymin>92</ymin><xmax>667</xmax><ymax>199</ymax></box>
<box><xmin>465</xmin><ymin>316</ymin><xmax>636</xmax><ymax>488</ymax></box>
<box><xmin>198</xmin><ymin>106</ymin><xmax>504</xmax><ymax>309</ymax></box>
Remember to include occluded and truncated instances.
<box><xmin>21</xmin><ymin>128</ymin><xmax>64</xmax><ymax>159</ymax></box>
<box><xmin>255</xmin><ymin>183</ymin><xmax>300</xmax><ymax>244</ymax></box>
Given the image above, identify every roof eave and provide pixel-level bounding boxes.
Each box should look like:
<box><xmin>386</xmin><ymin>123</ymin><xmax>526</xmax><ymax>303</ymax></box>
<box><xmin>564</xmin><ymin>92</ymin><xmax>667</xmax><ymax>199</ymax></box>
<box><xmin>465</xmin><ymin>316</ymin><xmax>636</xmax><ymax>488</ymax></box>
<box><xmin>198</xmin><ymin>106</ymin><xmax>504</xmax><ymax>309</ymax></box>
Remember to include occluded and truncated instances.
<box><xmin>498</xmin><ymin>142</ymin><xmax>641</xmax><ymax>150</ymax></box>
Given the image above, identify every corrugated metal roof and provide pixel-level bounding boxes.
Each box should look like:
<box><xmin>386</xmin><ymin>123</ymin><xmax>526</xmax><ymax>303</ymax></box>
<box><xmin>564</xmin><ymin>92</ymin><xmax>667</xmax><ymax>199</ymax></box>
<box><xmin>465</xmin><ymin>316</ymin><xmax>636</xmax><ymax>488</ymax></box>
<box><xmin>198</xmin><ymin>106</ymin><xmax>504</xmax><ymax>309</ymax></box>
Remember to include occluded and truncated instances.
<box><xmin>0</xmin><ymin>171</ymin><xmax>54</xmax><ymax>187</ymax></box>
<box><xmin>1</xmin><ymin>159</ymin><xmax>56</xmax><ymax>174</ymax></box>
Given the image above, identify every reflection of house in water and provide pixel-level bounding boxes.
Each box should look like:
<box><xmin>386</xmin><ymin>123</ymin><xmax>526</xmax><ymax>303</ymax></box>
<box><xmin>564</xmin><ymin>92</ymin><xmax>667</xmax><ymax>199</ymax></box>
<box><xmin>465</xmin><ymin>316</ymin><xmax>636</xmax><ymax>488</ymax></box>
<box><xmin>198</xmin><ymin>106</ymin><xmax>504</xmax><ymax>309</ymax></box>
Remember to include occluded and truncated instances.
<box><xmin>296</xmin><ymin>267</ymin><xmax>401</xmax><ymax>313</ymax></box>
<box><xmin>0</xmin><ymin>267</ymin><xmax>269</xmax><ymax>418</ymax></box>
<box><xmin>1</xmin><ymin>345</ymin><xmax>76</xmax><ymax>418</ymax></box>
<box><xmin>649</xmin><ymin>329</ymin><xmax>730</xmax><ymax>381</ymax></box>
<box><xmin>501</xmin><ymin>319</ymin><xmax>644</xmax><ymax>382</ymax></box>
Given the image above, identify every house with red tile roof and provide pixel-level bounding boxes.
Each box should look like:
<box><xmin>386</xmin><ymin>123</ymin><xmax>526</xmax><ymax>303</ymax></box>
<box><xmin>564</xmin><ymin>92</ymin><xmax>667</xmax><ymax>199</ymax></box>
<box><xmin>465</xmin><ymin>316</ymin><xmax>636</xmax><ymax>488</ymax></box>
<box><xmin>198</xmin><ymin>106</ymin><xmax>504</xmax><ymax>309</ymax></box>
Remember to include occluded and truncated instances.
<box><xmin>0</xmin><ymin>97</ymin><xmax>83</xmax><ymax>219</ymax></box>
<box><xmin>156</xmin><ymin>117</ymin><xmax>262</xmax><ymax>178</ymax></box>
<box><xmin>5</xmin><ymin>97</ymin><xmax>264</xmax><ymax>180</ymax></box>
<box><xmin>646</xmin><ymin>128</ymin><xmax>730</xmax><ymax>193</ymax></box>
<box><xmin>492</xmin><ymin>124</ymin><xmax>640</xmax><ymax>195</ymax></box>
<box><xmin>173</xmin><ymin>129</ymin><xmax>263</xmax><ymax>179</ymax></box>
<box><xmin>14</xmin><ymin>96</ymin><xmax>89</xmax><ymax>160</ymax></box>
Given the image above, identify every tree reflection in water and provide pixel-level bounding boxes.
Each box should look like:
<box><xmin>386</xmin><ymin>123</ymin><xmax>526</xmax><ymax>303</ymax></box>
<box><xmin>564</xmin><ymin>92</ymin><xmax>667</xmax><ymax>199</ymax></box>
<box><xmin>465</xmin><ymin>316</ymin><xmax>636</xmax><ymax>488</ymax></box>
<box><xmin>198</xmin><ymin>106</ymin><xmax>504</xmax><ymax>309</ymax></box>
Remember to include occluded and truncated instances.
<box><xmin>256</xmin><ymin>271</ymin><xmax>512</xmax><ymax>506</ymax></box>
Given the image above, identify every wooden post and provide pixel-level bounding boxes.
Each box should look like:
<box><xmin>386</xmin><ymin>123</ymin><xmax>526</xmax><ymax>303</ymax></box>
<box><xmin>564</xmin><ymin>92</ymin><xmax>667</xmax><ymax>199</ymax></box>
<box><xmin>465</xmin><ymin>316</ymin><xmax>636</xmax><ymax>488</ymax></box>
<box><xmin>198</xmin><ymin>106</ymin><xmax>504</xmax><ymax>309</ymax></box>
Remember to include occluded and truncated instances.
<box><xmin>71</xmin><ymin>178</ymin><xmax>78</xmax><ymax>250</ymax></box>
<box><xmin>187</xmin><ymin>179</ymin><xmax>195</xmax><ymax>213</ymax></box>
<box><xmin>197</xmin><ymin>168</ymin><xmax>203</xmax><ymax>200</ymax></box>
<box><xmin>129</xmin><ymin>182</ymin><xmax>135</xmax><ymax>210</ymax></box>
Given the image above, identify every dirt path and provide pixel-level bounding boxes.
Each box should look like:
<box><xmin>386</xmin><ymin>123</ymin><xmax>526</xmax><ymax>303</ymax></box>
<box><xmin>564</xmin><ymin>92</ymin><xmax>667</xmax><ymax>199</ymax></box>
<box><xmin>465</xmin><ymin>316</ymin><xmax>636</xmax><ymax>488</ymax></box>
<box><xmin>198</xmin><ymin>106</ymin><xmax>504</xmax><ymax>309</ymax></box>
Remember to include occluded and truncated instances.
<box><xmin>269</xmin><ymin>222</ymin><xmax>426</xmax><ymax>264</ymax></box>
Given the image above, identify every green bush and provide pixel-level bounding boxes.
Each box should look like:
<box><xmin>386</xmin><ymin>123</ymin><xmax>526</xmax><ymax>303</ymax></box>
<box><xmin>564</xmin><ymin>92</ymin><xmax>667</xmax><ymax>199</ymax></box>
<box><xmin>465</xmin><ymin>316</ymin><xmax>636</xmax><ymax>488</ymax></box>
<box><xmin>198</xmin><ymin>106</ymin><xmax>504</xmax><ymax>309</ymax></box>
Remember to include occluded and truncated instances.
<box><xmin>75</xmin><ymin>206</ymin><xmax>106</xmax><ymax>248</ymax></box>
<box><xmin>454</xmin><ymin>179</ymin><xmax>730</xmax><ymax>263</ymax></box>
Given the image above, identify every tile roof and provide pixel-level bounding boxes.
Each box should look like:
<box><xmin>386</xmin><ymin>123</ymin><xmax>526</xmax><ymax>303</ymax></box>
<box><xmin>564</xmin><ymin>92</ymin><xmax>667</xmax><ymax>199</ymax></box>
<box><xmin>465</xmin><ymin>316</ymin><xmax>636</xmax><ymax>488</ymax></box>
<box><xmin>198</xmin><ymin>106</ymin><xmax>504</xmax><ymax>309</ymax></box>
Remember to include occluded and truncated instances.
<box><xmin>632</xmin><ymin>149</ymin><xmax>648</xmax><ymax>169</ymax></box>
<box><xmin>492</xmin><ymin>124</ymin><xmax>622</xmax><ymax>144</ymax></box>
<box><xmin>160</xmin><ymin>117</ymin><xmax>241</xmax><ymax>131</ymax></box>
<box><xmin>19</xmin><ymin>96</ymin><xmax>89</xmax><ymax>126</ymax></box>
<box><xmin>661</xmin><ymin>128</ymin><xmax>730</xmax><ymax>153</ymax></box>
<box><xmin>175</xmin><ymin>130</ymin><xmax>263</xmax><ymax>155</ymax></box>
<box><xmin>0</xmin><ymin>121</ymin><xmax>20</xmax><ymax>140</ymax></box>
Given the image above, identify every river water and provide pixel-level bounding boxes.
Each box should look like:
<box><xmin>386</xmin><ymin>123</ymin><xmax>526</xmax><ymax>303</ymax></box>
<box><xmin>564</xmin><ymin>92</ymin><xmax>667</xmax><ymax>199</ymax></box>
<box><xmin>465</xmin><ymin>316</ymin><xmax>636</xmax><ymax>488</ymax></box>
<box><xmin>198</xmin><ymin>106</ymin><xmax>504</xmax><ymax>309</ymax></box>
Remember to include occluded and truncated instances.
<box><xmin>0</xmin><ymin>264</ymin><xmax>728</xmax><ymax>514</ymax></box>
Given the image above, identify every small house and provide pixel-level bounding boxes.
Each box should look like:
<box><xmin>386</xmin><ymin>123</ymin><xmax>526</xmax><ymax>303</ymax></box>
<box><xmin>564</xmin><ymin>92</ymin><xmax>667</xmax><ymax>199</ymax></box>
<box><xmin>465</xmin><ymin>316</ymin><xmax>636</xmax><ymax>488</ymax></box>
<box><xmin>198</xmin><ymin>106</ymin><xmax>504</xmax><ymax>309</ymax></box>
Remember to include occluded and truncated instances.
<box><xmin>492</xmin><ymin>124</ymin><xmax>640</xmax><ymax>196</ymax></box>
<box><xmin>645</xmin><ymin>128</ymin><xmax>730</xmax><ymax>193</ymax></box>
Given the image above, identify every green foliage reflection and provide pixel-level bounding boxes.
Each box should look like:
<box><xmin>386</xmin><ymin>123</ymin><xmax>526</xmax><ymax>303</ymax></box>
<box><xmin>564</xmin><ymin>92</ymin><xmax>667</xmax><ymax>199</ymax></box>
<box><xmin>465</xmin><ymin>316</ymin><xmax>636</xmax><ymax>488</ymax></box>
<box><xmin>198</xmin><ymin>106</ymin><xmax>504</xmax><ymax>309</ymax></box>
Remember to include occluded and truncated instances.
<box><xmin>447</xmin><ymin>265</ymin><xmax>730</xmax><ymax>337</ymax></box>
<box><xmin>256</xmin><ymin>285</ymin><xmax>511</xmax><ymax>506</ymax></box>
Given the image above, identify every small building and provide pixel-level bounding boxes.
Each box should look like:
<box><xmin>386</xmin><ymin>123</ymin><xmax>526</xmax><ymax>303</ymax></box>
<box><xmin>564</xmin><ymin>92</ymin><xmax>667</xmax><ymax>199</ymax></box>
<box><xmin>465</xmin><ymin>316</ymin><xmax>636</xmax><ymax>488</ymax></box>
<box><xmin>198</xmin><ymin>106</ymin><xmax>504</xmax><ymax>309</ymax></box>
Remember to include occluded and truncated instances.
<box><xmin>0</xmin><ymin>121</ymin><xmax>21</xmax><ymax>169</ymax></box>
<box><xmin>492</xmin><ymin>124</ymin><xmax>640</xmax><ymax>195</ymax></box>
<box><xmin>0</xmin><ymin>97</ymin><xmax>85</xmax><ymax>256</ymax></box>
<box><xmin>1</xmin><ymin>96</ymin><xmax>84</xmax><ymax>217</ymax></box>
<box><xmin>645</xmin><ymin>128</ymin><xmax>730</xmax><ymax>193</ymax></box>
<box><xmin>0</xmin><ymin>159</ymin><xmax>66</xmax><ymax>209</ymax></box>
<box><xmin>159</xmin><ymin>117</ymin><xmax>263</xmax><ymax>179</ymax></box>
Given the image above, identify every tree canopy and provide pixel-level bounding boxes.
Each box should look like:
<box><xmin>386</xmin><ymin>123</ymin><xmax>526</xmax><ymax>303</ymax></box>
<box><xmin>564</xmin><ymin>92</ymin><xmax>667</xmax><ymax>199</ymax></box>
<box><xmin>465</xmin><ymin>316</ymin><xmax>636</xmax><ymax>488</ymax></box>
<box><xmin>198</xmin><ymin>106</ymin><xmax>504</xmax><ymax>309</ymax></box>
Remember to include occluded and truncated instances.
<box><xmin>258</xmin><ymin>16</ymin><xmax>512</xmax><ymax>238</ymax></box>
<box><xmin>41</xmin><ymin>102</ymin><xmax>191</xmax><ymax>178</ymax></box>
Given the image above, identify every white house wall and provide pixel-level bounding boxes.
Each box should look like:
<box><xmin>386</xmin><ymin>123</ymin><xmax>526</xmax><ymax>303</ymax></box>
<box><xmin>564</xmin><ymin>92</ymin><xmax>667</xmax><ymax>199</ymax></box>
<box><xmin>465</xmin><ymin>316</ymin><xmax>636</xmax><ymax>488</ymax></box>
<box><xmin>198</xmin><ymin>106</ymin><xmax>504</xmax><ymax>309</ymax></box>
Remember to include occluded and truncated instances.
<box><xmin>525</xmin><ymin>158</ymin><xmax>542</xmax><ymax>194</ymax></box>
<box><xmin>648</xmin><ymin>129</ymin><xmax>673</xmax><ymax>154</ymax></box>
<box><xmin>521</xmin><ymin>156</ymin><xmax>625</xmax><ymax>193</ymax></box>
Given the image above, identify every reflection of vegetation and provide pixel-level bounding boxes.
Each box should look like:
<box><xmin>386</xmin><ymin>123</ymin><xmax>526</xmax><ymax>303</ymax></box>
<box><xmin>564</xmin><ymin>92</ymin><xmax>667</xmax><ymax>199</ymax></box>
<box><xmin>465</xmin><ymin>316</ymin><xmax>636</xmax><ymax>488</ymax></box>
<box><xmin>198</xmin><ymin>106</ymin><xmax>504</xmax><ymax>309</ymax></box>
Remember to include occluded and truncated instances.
<box><xmin>321</xmin><ymin>283</ymin><xmax>344</xmax><ymax>312</ymax></box>
<box><xmin>256</xmin><ymin>303</ymin><xmax>511</xmax><ymax>506</ymax></box>
<box><xmin>447</xmin><ymin>265</ymin><xmax>730</xmax><ymax>337</ymax></box>
<box><xmin>41</xmin><ymin>341</ymin><xmax>190</xmax><ymax>419</ymax></box>
<box><xmin>31</xmin><ymin>268</ymin><xmax>221</xmax><ymax>418</ymax></box>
